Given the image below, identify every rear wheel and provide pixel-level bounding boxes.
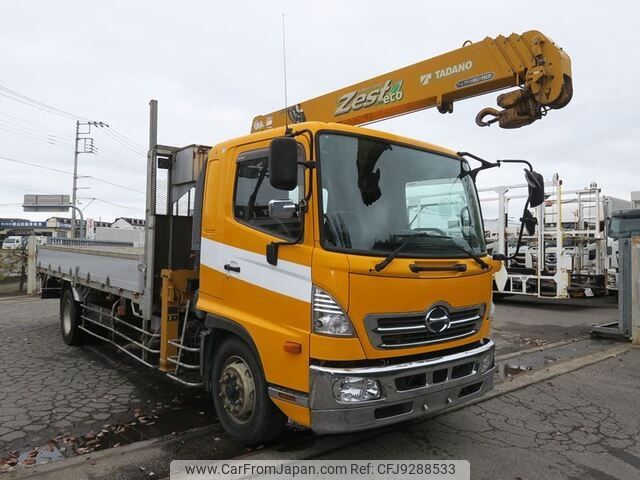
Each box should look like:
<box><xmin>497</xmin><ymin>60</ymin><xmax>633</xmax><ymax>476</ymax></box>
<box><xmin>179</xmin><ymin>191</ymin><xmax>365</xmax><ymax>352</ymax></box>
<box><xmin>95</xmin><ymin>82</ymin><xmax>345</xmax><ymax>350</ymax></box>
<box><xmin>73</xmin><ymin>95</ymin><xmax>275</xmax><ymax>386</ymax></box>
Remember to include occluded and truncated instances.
<box><xmin>211</xmin><ymin>337</ymin><xmax>286</xmax><ymax>445</ymax></box>
<box><xmin>60</xmin><ymin>288</ymin><xmax>84</xmax><ymax>346</ymax></box>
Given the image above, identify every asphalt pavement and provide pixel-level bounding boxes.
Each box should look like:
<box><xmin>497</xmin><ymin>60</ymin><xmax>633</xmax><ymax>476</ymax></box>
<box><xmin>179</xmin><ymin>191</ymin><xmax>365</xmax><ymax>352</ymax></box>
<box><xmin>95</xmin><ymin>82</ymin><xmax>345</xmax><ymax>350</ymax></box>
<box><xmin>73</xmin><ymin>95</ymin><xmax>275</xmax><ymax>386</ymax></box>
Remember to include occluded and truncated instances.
<box><xmin>0</xmin><ymin>297</ymin><xmax>219</xmax><ymax>458</ymax></box>
<box><xmin>314</xmin><ymin>347</ymin><xmax>640</xmax><ymax>480</ymax></box>
<box><xmin>0</xmin><ymin>293</ymin><xmax>627</xmax><ymax>479</ymax></box>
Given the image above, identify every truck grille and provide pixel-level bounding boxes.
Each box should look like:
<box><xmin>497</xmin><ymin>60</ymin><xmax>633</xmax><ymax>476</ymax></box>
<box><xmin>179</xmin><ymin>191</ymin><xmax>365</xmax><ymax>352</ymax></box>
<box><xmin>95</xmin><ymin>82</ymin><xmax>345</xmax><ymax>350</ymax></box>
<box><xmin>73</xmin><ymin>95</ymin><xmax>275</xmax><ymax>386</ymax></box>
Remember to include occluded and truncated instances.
<box><xmin>364</xmin><ymin>305</ymin><xmax>484</xmax><ymax>349</ymax></box>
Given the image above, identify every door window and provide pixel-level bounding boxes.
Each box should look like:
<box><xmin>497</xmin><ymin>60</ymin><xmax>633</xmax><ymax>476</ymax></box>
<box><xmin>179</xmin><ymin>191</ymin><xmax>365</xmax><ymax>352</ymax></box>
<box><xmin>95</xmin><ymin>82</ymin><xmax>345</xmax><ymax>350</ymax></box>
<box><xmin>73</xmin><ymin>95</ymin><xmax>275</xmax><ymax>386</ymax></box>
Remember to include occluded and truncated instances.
<box><xmin>233</xmin><ymin>149</ymin><xmax>304</xmax><ymax>239</ymax></box>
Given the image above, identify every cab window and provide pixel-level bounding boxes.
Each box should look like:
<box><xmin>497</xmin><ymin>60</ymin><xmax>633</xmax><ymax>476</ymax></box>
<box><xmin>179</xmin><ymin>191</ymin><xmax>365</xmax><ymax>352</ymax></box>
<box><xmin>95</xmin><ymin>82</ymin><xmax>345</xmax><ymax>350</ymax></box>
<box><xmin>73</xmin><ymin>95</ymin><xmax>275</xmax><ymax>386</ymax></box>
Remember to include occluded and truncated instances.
<box><xmin>233</xmin><ymin>148</ymin><xmax>304</xmax><ymax>239</ymax></box>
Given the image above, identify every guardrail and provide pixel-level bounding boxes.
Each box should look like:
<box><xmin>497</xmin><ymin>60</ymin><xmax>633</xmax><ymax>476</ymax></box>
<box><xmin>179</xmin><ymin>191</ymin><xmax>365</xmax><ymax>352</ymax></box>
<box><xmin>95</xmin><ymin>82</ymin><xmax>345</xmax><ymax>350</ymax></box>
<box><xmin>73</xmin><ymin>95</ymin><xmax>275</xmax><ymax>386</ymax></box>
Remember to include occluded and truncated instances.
<box><xmin>46</xmin><ymin>238</ymin><xmax>134</xmax><ymax>247</ymax></box>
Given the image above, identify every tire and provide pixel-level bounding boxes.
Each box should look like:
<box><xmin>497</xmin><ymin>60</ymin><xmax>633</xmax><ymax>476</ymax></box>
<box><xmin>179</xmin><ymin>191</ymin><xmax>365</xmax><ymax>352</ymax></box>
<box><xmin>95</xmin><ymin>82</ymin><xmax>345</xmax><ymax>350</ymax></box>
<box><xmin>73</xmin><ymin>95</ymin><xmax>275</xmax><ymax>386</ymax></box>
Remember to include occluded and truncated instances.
<box><xmin>60</xmin><ymin>287</ymin><xmax>84</xmax><ymax>346</ymax></box>
<box><xmin>211</xmin><ymin>337</ymin><xmax>287</xmax><ymax>445</ymax></box>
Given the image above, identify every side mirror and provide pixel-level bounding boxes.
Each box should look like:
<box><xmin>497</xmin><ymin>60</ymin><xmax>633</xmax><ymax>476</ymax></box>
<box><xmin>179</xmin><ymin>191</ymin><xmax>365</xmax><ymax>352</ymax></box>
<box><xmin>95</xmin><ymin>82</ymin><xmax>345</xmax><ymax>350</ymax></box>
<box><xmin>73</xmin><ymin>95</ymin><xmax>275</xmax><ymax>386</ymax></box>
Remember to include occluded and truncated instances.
<box><xmin>525</xmin><ymin>170</ymin><xmax>545</xmax><ymax>208</ymax></box>
<box><xmin>269</xmin><ymin>137</ymin><xmax>298</xmax><ymax>191</ymax></box>
<box><xmin>268</xmin><ymin>199</ymin><xmax>297</xmax><ymax>219</ymax></box>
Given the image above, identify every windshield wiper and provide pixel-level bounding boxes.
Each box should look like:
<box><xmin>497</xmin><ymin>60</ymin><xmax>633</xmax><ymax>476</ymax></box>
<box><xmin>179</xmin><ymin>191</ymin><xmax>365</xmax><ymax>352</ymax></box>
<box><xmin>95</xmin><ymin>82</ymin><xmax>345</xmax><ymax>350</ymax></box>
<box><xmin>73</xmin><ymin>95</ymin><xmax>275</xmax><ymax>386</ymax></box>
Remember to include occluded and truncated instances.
<box><xmin>373</xmin><ymin>232</ymin><xmax>448</xmax><ymax>272</ymax></box>
<box><xmin>373</xmin><ymin>232</ymin><xmax>490</xmax><ymax>272</ymax></box>
<box><xmin>421</xmin><ymin>242</ymin><xmax>490</xmax><ymax>270</ymax></box>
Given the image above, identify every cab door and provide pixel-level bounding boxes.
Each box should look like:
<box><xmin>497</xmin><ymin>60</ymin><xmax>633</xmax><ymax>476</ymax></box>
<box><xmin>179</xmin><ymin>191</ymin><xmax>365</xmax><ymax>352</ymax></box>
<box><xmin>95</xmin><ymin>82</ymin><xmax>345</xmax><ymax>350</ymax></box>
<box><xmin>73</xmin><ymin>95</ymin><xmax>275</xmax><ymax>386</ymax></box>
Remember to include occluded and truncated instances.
<box><xmin>199</xmin><ymin>157</ymin><xmax>225</xmax><ymax>301</ymax></box>
<box><xmin>217</xmin><ymin>140</ymin><xmax>313</xmax><ymax>393</ymax></box>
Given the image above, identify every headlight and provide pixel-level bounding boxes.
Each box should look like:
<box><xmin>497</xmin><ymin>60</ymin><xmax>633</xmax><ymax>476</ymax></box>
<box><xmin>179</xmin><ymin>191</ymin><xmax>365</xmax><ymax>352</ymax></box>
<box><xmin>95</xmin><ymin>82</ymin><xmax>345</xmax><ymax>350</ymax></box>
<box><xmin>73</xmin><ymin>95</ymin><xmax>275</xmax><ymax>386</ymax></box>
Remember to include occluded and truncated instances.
<box><xmin>479</xmin><ymin>349</ymin><xmax>494</xmax><ymax>373</ymax></box>
<box><xmin>332</xmin><ymin>376</ymin><xmax>381</xmax><ymax>403</ymax></box>
<box><xmin>312</xmin><ymin>286</ymin><xmax>355</xmax><ymax>337</ymax></box>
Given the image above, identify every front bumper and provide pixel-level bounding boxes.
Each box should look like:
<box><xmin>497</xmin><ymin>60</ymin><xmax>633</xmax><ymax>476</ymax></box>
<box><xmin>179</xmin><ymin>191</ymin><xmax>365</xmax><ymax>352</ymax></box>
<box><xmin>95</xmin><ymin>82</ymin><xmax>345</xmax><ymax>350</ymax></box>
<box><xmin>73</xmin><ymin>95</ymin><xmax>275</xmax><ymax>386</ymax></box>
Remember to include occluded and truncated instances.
<box><xmin>309</xmin><ymin>339</ymin><xmax>495</xmax><ymax>434</ymax></box>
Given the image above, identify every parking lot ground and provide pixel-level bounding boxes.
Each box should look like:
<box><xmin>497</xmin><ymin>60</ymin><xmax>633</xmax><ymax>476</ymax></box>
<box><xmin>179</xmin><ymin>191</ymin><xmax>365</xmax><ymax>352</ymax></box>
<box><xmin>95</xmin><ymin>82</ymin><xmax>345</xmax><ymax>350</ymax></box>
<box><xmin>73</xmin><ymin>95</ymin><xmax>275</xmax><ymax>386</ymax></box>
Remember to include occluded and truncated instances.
<box><xmin>311</xmin><ymin>346</ymin><xmax>640</xmax><ymax>480</ymax></box>
<box><xmin>0</xmin><ymin>298</ymin><xmax>238</xmax><ymax>463</ymax></box>
<box><xmin>0</xmin><ymin>295</ymin><xmax>625</xmax><ymax>478</ymax></box>
<box><xmin>492</xmin><ymin>296</ymin><xmax>617</xmax><ymax>355</ymax></box>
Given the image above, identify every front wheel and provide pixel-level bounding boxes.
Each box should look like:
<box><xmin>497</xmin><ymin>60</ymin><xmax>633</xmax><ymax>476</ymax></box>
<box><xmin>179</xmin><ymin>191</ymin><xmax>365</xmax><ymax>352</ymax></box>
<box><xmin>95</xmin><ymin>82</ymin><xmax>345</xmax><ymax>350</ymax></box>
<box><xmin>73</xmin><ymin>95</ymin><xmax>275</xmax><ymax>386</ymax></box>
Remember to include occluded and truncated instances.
<box><xmin>211</xmin><ymin>337</ymin><xmax>286</xmax><ymax>445</ymax></box>
<box><xmin>60</xmin><ymin>288</ymin><xmax>84</xmax><ymax>346</ymax></box>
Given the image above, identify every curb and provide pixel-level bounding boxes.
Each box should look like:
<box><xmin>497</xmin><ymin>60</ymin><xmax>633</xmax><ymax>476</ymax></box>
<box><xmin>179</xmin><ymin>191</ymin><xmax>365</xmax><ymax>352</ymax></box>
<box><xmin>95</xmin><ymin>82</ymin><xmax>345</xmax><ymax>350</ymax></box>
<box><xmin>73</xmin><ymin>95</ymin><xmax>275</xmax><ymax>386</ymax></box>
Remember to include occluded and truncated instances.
<box><xmin>6</xmin><ymin>425</ymin><xmax>221</xmax><ymax>480</ymax></box>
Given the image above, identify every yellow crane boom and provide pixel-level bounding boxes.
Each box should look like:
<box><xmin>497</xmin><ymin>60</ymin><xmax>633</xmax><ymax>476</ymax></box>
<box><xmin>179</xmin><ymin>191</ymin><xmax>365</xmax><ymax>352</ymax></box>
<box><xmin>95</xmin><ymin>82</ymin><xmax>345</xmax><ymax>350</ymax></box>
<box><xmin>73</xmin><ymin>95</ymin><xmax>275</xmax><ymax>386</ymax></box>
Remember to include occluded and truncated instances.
<box><xmin>251</xmin><ymin>30</ymin><xmax>572</xmax><ymax>132</ymax></box>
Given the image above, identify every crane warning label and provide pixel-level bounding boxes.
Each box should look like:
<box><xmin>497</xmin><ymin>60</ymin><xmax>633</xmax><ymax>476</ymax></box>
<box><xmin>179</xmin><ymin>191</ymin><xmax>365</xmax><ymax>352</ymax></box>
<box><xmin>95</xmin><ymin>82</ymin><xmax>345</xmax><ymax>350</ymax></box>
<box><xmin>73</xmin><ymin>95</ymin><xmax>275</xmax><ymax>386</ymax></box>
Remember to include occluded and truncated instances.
<box><xmin>455</xmin><ymin>72</ymin><xmax>494</xmax><ymax>89</ymax></box>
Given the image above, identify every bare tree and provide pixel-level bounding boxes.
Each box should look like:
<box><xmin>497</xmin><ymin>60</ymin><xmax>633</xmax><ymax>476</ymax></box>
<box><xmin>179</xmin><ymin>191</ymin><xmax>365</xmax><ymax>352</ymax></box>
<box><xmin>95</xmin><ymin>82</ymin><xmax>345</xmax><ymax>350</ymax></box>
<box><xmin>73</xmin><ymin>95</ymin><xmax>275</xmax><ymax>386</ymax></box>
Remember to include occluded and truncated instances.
<box><xmin>0</xmin><ymin>243</ymin><xmax>27</xmax><ymax>291</ymax></box>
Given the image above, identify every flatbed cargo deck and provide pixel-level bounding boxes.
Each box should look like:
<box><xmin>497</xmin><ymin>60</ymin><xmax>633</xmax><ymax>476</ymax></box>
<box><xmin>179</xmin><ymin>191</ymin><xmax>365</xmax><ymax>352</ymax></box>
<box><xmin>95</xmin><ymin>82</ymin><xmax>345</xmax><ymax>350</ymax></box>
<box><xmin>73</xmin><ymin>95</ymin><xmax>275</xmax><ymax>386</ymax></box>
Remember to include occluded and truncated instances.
<box><xmin>37</xmin><ymin>245</ymin><xmax>145</xmax><ymax>299</ymax></box>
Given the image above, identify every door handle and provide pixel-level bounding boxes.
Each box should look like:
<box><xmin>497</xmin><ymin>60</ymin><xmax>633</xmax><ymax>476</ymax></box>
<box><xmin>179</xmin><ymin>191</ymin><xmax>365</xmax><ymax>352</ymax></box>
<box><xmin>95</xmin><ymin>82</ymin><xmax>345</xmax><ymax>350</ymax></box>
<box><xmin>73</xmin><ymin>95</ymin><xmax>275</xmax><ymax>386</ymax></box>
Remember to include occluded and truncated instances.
<box><xmin>224</xmin><ymin>264</ymin><xmax>241</xmax><ymax>273</ymax></box>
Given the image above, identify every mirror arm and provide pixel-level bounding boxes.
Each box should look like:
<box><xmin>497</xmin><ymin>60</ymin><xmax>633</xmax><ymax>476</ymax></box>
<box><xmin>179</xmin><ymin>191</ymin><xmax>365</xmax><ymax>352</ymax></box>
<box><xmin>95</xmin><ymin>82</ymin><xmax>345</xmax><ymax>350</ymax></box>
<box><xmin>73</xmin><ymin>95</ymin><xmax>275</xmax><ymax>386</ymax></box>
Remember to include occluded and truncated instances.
<box><xmin>291</xmin><ymin>129</ymin><xmax>314</xmax><ymax>162</ymax></box>
<box><xmin>457</xmin><ymin>151</ymin><xmax>500</xmax><ymax>180</ymax></box>
<box><xmin>496</xmin><ymin>158</ymin><xmax>534</xmax><ymax>171</ymax></box>
<box><xmin>506</xmin><ymin>200</ymin><xmax>531</xmax><ymax>261</ymax></box>
<box><xmin>457</xmin><ymin>153</ymin><xmax>536</xmax><ymax>180</ymax></box>
<box><xmin>266</xmin><ymin>161</ymin><xmax>314</xmax><ymax>266</ymax></box>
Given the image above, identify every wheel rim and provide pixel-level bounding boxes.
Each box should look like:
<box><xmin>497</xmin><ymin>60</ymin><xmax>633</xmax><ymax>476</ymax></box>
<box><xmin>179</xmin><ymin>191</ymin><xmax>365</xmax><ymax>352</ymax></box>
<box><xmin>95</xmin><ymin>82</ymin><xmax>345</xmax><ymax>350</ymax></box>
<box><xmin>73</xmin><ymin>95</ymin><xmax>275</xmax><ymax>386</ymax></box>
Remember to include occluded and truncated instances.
<box><xmin>218</xmin><ymin>355</ymin><xmax>255</xmax><ymax>424</ymax></box>
<box><xmin>62</xmin><ymin>299</ymin><xmax>72</xmax><ymax>335</ymax></box>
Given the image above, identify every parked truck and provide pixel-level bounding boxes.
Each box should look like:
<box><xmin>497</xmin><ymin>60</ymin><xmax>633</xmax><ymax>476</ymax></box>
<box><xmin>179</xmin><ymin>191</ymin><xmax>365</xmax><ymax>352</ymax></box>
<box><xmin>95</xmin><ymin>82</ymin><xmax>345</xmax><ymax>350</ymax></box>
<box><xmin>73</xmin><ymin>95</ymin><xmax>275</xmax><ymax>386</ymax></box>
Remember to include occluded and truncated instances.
<box><xmin>37</xmin><ymin>30</ymin><xmax>572</xmax><ymax>444</ymax></box>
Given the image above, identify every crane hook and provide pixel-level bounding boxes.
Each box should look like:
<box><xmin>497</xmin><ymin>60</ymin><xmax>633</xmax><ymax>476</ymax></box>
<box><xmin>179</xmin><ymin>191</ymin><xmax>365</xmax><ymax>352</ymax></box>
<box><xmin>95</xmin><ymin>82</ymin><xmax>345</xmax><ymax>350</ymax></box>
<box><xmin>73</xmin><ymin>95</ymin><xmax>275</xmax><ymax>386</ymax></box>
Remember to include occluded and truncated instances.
<box><xmin>475</xmin><ymin>108</ymin><xmax>501</xmax><ymax>127</ymax></box>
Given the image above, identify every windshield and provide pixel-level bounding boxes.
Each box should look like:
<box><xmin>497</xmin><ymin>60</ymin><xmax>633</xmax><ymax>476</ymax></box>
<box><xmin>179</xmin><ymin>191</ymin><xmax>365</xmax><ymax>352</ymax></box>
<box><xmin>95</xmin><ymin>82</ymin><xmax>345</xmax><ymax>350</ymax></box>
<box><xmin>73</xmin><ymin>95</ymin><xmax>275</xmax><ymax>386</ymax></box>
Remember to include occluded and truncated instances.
<box><xmin>318</xmin><ymin>133</ymin><xmax>486</xmax><ymax>258</ymax></box>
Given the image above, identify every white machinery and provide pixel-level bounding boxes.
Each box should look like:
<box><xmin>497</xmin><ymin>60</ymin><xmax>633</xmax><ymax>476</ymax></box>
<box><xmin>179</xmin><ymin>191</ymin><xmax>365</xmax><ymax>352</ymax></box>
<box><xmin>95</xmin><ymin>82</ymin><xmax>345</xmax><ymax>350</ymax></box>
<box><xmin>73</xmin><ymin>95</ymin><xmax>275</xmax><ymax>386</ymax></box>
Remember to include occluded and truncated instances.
<box><xmin>480</xmin><ymin>175</ymin><xmax>629</xmax><ymax>299</ymax></box>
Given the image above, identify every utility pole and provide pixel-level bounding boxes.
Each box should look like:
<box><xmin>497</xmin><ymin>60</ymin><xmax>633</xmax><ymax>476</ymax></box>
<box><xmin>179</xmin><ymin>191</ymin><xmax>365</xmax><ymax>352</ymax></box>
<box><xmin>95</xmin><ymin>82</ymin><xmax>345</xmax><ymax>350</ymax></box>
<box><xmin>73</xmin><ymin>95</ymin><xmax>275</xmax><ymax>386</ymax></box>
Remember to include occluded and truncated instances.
<box><xmin>71</xmin><ymin>120</ymin><xmax>80</xmax><ymax>238</ymax></box>
<box><xmin>70</xmin><ymin>120</ymin><xmax>108</xmax><ymax>238</ymax></box>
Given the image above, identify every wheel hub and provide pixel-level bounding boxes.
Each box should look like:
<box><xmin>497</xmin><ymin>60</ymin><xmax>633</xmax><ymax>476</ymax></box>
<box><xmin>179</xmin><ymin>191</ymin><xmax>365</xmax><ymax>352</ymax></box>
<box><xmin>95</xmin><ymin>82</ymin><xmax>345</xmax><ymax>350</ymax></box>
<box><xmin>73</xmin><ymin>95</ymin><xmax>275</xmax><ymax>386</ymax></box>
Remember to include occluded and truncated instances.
<box><xmin>218</xmin><ymin>357</ymin><xmax>255</xmax><ymax>423</ymax></box>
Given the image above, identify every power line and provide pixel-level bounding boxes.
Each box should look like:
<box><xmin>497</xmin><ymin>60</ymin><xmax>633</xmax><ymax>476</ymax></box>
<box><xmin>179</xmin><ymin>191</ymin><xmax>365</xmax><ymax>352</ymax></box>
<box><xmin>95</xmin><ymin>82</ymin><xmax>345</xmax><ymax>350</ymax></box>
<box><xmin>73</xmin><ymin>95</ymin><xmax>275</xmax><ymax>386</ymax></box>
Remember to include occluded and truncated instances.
<box><xmin>91</xmin><ymin>140</ymin><xmax>146</xmax><ymax>172</ymax></box>
<box><xmin>89</xmin><ymin>177</ymin><xmax>144</xmax><ymax>194</ymax></box>
<box><xmin>109</xmin><ymin>127</ymin><xmax>146</xmax><ymax>152</ymax></box>
<box><xmin>80</xmin><ymin>197</ymin><xmax>141</xmax><ymax>211</ymax></box>
<box><xmin>0</xmin><ymin>117</ymin><xmax>63</xmax><ymax>138</ymax></box>
<box><xmin>0</xmin><ymin>84</ymin><xmax>88</xmax><ymax>121</ymax></box>
<box><xmin>90</xmin><ymin>148</ymin><xmax>146</xmax><ymax>175</ymax></box>
<box><xmin>0</xmin><ymin>122</ymin><xmax>74</xmax><ymax>148</ymax></box>
<box><xmin>0</xmin><ymin>154</ymin><xmax>73</xmax><ymax>175</ymax></box>
<box><xmin>0</xmin><ymin>111</ymin><xmax>69</xmax><ymax>136</ymax></box>
<box><xmin>0</xmin><ymin>124</ymin><xmax>67</xmax><ymax>147</ymax></box>
<box><xmin>0</xmin><ymin>154</ymin><xmax>144</xmax><ymax>194</ymax></box>
<box><xmin>0</xmin><ymin>84</ymin><xmax>145</xmax><ymax>156</ymax></box>
<box><xmin>1</xmin><ymin>182</ymin><xmax>57</xmax><ymax>195</ymax></box>
<box><xmin>0</xmin><ymin>85</ymin><xmax>145</xmax><ymax>157</ymax></box>
<box><xmin>101</xmin><ymin>127</ymin><xmax>146</xmax><ymax>154</ymax></box>
<box><xmin>98</xmin><ymin>127</ymin><xmax>146</xmax><ymax>156</ymax></box>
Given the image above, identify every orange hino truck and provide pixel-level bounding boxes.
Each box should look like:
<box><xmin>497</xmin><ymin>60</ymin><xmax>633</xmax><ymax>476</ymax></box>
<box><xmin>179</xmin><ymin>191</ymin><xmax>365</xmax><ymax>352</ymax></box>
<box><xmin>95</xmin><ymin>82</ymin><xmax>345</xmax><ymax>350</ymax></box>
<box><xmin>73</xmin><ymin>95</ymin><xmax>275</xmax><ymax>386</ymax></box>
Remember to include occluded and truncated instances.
<box><xmin>37</xmin><ymin>31</ymin><xmax>572</xmax><ymax>444</ymax></box>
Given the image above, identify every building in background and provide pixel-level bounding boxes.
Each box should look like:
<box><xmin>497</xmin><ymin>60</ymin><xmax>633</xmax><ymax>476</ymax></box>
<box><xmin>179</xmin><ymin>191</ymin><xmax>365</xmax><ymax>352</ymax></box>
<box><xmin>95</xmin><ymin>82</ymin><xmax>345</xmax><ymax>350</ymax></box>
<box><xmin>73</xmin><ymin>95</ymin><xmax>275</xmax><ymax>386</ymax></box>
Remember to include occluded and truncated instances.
<box><xmin>44</xmin><ymin>217</ymin><xmax>72</xmax><ymax>238</ymax></box>
<box><xmin>111</xmin><ymin>217</ymin><xmax>145</xmax><ymax>230</ymax></box>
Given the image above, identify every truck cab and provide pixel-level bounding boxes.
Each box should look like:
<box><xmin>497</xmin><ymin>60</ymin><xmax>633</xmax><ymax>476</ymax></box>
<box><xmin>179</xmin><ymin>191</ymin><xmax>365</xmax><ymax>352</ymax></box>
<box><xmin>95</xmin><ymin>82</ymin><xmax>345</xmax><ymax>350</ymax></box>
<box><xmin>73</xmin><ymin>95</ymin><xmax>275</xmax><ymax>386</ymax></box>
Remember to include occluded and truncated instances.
<box><xmin>196</xmin><ymin>122</ymin><xmax>499</xmax><ymax>439</ymax></box>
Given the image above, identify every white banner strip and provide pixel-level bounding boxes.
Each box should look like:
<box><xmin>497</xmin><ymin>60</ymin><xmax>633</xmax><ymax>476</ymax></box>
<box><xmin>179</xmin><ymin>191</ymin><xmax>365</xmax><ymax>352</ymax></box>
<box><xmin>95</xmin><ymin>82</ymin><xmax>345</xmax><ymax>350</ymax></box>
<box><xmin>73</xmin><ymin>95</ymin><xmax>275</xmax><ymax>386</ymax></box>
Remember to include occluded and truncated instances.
<box><xmin>171</xmin><ymin>460</ymin><xmax>470</xmax><ymax>480</ymax></box>
<box><xmin>200</xmin><ymin>237</ymin><xmax>312</xmax><ymax>303</ymax></box>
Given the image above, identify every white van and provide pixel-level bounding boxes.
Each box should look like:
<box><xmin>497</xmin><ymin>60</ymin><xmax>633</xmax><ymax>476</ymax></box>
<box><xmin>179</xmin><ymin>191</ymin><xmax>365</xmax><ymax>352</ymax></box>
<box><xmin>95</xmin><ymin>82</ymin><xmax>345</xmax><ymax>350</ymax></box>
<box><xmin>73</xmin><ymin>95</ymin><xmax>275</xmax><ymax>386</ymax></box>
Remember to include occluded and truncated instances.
<box><xmin>2</xmin><ymin>236</ymin><xmax>25</xmax><ymax>250</ymax></box>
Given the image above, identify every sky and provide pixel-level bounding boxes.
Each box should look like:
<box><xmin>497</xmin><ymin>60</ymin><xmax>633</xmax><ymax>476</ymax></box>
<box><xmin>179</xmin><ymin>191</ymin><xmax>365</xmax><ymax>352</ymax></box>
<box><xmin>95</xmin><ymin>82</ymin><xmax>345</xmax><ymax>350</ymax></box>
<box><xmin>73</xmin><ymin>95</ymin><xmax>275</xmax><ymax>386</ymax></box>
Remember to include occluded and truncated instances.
<box><xmin>0</xmin><ymin>0</ymin><xmax>638</xmax><ymax>223</ymax></box>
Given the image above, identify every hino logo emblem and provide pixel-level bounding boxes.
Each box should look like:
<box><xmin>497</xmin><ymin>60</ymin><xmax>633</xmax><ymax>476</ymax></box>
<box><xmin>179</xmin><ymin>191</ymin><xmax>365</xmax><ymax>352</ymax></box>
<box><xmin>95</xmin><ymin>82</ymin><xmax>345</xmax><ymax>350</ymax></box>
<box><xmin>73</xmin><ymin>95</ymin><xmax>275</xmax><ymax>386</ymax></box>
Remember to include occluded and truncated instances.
<box><xmin>425</xmin><ymin>306</ymin><xmax>451</xmax><ymax>333</ymax></box>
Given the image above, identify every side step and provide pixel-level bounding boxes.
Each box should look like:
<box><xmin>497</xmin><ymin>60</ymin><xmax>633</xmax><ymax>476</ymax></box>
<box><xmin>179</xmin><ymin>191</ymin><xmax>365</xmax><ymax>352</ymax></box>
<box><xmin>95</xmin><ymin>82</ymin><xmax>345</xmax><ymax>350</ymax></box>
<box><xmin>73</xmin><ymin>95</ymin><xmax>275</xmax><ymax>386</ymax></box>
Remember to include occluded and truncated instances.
<box><xmin>165</xmin><ymin>300</ymin><xmax>203</xmax><ymax>387</ymax></box>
